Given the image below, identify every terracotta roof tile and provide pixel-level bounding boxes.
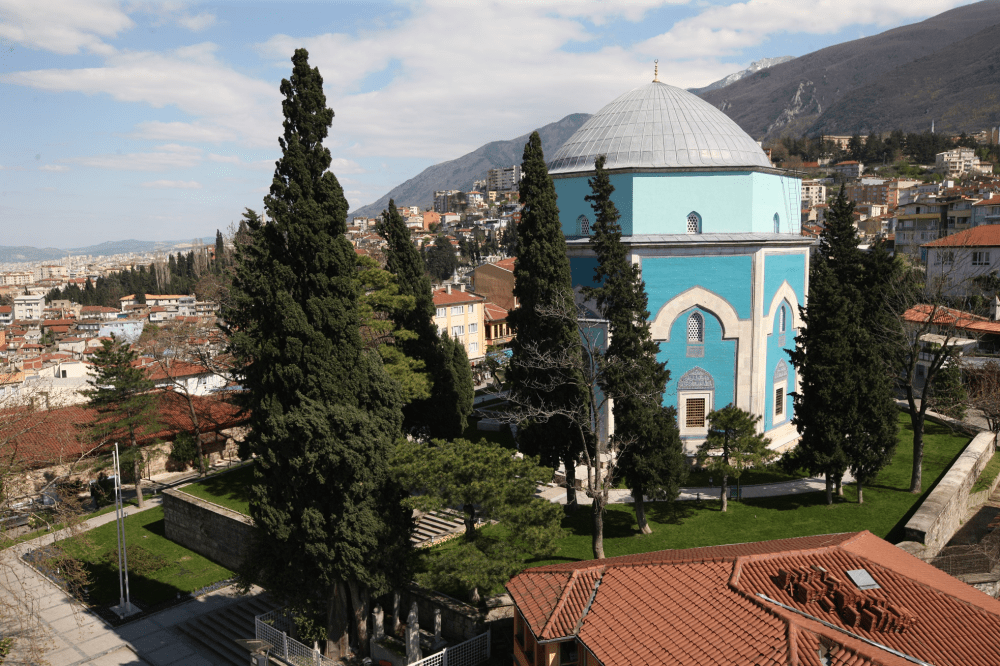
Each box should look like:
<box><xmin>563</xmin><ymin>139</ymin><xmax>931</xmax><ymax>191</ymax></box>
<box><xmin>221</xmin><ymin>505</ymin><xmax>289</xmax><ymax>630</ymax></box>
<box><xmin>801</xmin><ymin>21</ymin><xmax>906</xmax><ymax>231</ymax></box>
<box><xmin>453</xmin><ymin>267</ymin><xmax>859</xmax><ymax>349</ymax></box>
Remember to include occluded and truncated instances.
<box><xmin>922</xmin><ymin>225</ymin><xmax>1000</xmax><ymax>247</ymax></box>
<box><xmin>507</xmin><ymin>532</ymin><xmax>1000</xmax><ymax>666</ymax></box>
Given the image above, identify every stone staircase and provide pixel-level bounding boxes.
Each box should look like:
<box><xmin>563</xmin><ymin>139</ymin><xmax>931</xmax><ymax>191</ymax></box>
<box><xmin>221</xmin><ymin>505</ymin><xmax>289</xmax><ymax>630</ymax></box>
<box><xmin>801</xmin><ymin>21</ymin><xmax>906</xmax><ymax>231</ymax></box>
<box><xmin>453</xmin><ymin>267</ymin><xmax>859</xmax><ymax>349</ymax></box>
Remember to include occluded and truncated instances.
<box><xmin>175</xmin><ymin>594</ymin><xmax>277</xmax><ymax>665</ymax></box>
<box><xmin>412</xmin><ymin>509</ymin><xmax>466</xmax><ymax>546</ymax></box>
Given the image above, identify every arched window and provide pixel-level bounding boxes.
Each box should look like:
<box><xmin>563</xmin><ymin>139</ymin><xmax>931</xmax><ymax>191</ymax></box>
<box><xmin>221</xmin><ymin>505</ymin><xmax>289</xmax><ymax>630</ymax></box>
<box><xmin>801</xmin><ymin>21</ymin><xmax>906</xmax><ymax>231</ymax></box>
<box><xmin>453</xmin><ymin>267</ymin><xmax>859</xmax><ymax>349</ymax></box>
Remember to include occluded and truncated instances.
<box><xmin>577</xmin><ymin>215</ymin><xmax>590</xmax><ymax>236</ymax></box>
<box><xmin>687</xmin><ymin>312</ymin><xmax>704</xmax><ymax>343</ymax></box>
<box><xmin>686</xmin><ymin>212</ymin><xmax>701</xmax><ymax>234</ymax></box>
<box><xmin>774</xmin><ymin>212</ymin><xmax>781</xmax><ymax>233</ymax></box>
<box><xmin>779</xmin><ymin>306</ymin><xmax>787</xmax><ymax>333</ymax></box>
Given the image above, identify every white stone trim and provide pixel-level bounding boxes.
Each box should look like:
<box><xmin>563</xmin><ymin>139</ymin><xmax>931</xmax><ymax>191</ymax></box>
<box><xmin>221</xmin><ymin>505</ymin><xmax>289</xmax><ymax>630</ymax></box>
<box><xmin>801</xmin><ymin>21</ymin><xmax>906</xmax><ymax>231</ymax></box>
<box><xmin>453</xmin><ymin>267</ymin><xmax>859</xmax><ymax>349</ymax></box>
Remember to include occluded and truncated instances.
<box><xmin>650</xmin><ymin>286</ymin><xmax>752</xmax><ymax>412</ymax></box>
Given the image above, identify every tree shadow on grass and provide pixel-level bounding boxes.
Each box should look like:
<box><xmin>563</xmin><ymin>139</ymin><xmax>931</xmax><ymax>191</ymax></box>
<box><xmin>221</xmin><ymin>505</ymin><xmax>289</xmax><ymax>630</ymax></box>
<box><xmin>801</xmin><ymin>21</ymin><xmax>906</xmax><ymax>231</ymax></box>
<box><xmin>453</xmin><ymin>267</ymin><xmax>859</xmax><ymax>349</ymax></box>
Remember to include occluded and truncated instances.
<box><xmin>647</xmin><ymin>501</ymin><xmax>698</xmax><ymax>525</ymax></box>
<box><xmin>741</xmin><ymin>492</ymin><xmax>849</xmax><ymax>513</ymax></box>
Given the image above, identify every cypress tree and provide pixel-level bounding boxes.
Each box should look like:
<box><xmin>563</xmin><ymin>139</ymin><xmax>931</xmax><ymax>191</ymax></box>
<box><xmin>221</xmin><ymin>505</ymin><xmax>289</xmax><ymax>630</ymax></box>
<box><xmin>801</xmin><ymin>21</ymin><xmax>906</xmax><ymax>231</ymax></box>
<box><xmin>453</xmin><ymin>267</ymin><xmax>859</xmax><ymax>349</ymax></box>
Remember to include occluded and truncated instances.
<box><xmin>583</xmin><ymin>155</ymin><xmax>685</xmax><ymax>533</ymax></box>
<box><xmin>378</xmin><ymin>200</ymin><xmax>471</xmax><ymax>436</ymax></box>
<box><xmin>214</xmin><ymin>229</ymin><xmax>225</xmax><ymax>272</ymax></box>
<box><xmin>507</xmin><ymin>131</ymin><xmax>586</xmax><ymax>507</ymax></box>
<box><xmin>789</xmin><ymin>187</ymin><xmax>897</xmax><ymax>504</ymax></box>
<box><xmin>225</xmin><ymin>49</ymin><xmax>409</xmax><ymax>659</ymax></box>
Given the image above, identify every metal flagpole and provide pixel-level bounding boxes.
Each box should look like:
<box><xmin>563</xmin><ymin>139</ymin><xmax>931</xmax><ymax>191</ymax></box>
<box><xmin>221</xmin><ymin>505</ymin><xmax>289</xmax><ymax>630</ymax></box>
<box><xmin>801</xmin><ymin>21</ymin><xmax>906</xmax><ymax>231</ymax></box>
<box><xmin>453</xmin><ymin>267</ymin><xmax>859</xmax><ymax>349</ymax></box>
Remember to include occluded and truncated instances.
<box><xmin>111</xmin><ymin>443</ymin><xmax>139</xmax><ymax>618</ymax></box>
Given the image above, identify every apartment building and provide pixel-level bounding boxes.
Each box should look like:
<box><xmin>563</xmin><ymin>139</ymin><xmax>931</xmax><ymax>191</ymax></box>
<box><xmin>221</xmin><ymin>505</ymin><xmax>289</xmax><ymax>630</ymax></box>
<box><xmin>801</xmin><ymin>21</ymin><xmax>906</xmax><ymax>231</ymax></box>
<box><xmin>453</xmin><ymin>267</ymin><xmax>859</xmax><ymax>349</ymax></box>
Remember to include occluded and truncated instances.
<box><xmin>832</xmin><ymin>160</ymin><xmax>864</xmax><ymax>178</ymax></box>
<box><xmin>432</xmin><ymin>284</ymin><xmax>486</xmax><ymax>364</ymax></box>
<box><xmin>894</xmin><ymin>200</ymin><xmax>944</xmax><ymax>262</ymax></box>
<box><xmin>486</xmin><ymin>165</ymin><xmax>521</xmax><ymax>192</ymax></box>
<box><xmin>936</xmin><ymin>148</ymin><xmax>990</xmax><ymax>177</ymax></box>
<box><xmin>972</xmin><ymin>195</ymin><xmax>1000</xmax><ymax>227</ymax></box>
<box><xmin>13</xmin><ymin>294</ymin><xmax>45</xmax><ymax>321</ymax></box>
<box><xmin>800</xmin><ymin>180</ymin><xmax>825</xmax><ymax>207</ymax></box>
<box><xmin>843</xmin><ymin>178</ymin><xmax>919</xmax><ymax>207</ymax></box>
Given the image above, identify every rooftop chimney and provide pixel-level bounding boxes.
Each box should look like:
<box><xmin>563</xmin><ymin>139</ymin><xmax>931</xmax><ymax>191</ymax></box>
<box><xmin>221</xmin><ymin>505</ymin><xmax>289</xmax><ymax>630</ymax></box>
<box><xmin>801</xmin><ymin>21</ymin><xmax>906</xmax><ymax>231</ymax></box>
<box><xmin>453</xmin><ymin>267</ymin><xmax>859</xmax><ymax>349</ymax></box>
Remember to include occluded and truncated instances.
<box><xmin>445</xmin><ymin>284</ymin><xmax>452</xmax><ymax>295</ymax></box>
<box><xmin>459</xmin><ymin>284</ymin><xmax>466</xmax><ymax>292</ymax></box>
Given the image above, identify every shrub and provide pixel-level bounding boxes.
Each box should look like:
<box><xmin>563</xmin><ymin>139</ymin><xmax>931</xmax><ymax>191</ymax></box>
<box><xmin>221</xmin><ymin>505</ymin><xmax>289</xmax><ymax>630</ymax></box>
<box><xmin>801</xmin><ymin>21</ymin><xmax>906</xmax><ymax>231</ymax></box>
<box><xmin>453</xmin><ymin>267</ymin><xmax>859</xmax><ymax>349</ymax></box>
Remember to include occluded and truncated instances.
<box><xmin>168</xmin><ymin>433</ymin><xmax>199</xmax><ymax>470</ymax></box>
<box><xmin>90</xmin><ymin>473</ymin><xmax>115</xmax><ymax>508</ymax></box>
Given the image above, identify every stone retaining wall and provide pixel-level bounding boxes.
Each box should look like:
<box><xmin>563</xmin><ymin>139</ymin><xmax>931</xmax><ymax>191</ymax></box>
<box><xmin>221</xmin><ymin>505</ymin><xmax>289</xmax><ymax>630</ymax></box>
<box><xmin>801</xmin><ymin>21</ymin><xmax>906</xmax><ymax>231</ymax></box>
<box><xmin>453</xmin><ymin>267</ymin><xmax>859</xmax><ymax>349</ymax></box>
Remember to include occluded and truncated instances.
<box><xmin>162</xmin><ymin>486</ymin><xmax>253</xmax><ymax>571</ymax></box>
<box><xmin>902</xmin><ymin>431</ymin><xmax>996</xmax><ymax>558</ymax></box>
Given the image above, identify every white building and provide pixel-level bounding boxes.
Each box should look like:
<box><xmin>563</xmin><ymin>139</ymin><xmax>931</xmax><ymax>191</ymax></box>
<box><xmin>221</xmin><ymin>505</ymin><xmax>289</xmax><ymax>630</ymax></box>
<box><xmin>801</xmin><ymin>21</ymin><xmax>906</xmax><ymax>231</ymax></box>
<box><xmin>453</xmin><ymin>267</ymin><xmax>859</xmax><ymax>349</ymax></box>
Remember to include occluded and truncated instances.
<box><xmin>936</xmin><ymin>148</ymin><xmax>990</xmax><ymax>177</ymax></box>
<box><xmin>800</xmin><ymin>180</ymin><xmax>826</xmax><ymax>207</ymax></box>
<box><xmin>13</xmin><ymin>294</ymin><xmax>45</xmax><ymax>321</ymax></box>
<box><xmin>487</xmin><ymin>165</ymin><xmax>522</xmax><ymax>192</ymax></box>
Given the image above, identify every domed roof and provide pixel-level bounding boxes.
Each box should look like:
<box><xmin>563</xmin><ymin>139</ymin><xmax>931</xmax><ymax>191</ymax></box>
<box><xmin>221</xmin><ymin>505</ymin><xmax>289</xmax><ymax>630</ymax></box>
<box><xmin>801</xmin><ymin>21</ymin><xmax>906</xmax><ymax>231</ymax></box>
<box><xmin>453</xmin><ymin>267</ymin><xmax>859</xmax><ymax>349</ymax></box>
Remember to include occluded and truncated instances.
<box><xmin>547</xmin><ymin>81</ymin><xmax>772</xmax><ymax>175</ymax></box>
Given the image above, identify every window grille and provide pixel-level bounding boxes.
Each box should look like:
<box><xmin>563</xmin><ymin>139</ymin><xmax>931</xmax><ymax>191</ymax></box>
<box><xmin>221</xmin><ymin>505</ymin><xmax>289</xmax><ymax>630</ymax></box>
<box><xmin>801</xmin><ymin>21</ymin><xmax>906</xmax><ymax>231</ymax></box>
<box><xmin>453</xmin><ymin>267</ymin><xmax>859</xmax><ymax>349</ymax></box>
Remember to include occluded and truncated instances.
<box><xmin>685</xmin><ymin>398</ymin><xmax>706</xmax><ymax>428</ymax></box>
<box><xmin>687</xmin><ymin>212</ymin><xmax>701</xmax><ymax>234</ymax></box>
<box><xmin>775</xmin><ymin>388</ymin><xmax>784</xmax><ymax>416</ymax></box>
<box><xmin>779</xmin><ymin>306</ymin><xmax>786</xmax><ymax>333</ymax></box>
<box><xmin>577</xmin><ymin>215</ymin><xmax>590</xmax><ymax>235</ymax></box>
<box><xmin>687</xmin><ymin>312</ymin><xmax>704</xmax><ymax>343</ymax></box>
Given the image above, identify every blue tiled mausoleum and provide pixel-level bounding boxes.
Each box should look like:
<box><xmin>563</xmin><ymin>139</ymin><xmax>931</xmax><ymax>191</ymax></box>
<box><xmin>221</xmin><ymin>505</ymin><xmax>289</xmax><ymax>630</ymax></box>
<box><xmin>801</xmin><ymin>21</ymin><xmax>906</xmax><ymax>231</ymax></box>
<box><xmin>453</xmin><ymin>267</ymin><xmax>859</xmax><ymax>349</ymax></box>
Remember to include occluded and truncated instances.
<box><xmin>550</xmin><ymin>76</ymin><xmax>812</xmax><ymax>454</ymax></box>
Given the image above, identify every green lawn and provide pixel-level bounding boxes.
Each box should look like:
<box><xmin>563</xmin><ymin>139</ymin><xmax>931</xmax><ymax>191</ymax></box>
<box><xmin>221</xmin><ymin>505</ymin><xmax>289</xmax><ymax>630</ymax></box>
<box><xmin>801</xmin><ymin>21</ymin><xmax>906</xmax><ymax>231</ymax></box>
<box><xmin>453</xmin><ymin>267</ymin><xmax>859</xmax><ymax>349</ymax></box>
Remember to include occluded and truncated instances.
<box><xmin>973</xmin><ymin>450</ymin><xmax>1000</xmax><ymax>494</ymax></box>
<box><xmin>520</xmin><ymin>412</ymin><xmax>970</xmax><ymax>566</ymax></box>
<box><xmin>462</xmin><ymin>418</ymin><xmax>515</xmax><ymax>449</ymax></box>
<box><xmin>180</xmin><ymin>464</ymin><xmax>254</xmax><ymax>515</ymax></box>
<box><xmin>683</xmin><ymin>463</ymin><xmax>806</xmax><ymax>488</ymax></box>
<box><xmin>54</xmin><ymin>506</ymin><xmax>232</xmax><ymax>606</ymax></box>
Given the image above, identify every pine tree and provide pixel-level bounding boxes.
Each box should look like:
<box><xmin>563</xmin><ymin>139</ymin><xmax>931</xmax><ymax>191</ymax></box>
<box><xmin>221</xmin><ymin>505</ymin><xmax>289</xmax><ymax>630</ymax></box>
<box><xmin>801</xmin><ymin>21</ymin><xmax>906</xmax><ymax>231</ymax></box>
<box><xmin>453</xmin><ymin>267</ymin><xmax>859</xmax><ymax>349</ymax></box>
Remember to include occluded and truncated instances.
<box><xmin>698</xmin><ymin>405</ymin><xmax>775</xmax><ymax>512</ymax></box>
<box><xmin>225</xmin><ymin>49</ymin><xmax>409</xmax><ymax>659</ymax></box>
<box><xmin>507</xmin><ymin>131</ymin><xmax>586</xmax><ymax>508</ymax></box>
<box><xmin>82</xmin><ymin>336</ymin><xmax>160</xmax><ymax>509</ymax></box>
<box><xmin>582</xmin><ymin>155</ymin><xmax>685</xmax><ymax>534</ymax></box>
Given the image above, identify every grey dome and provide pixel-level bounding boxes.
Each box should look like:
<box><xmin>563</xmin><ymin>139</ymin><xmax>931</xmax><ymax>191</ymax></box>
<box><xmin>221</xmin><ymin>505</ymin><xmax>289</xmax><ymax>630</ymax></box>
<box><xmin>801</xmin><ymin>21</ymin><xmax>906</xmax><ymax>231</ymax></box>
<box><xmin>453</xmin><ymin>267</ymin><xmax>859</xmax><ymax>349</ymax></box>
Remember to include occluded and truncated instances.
<box><xmin>547</xmin><ymin>81</ymin><xmax>772</xmax><ymax>174</ymax></box>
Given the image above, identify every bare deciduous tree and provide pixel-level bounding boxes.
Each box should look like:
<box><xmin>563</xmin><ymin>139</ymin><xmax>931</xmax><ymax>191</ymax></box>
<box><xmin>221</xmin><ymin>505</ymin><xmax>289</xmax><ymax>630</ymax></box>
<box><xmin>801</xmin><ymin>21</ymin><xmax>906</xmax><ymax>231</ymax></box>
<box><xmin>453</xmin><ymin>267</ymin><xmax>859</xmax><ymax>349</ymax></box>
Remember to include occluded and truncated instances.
<box><xmin>489</xmin><ymin>294</ymin><xmax>661</xmax><ymax>559</ymax></box>
<box><xmin>0</xmin><ymin>370</ymin><xmax>99</xmax><ymax>665</ymax></box>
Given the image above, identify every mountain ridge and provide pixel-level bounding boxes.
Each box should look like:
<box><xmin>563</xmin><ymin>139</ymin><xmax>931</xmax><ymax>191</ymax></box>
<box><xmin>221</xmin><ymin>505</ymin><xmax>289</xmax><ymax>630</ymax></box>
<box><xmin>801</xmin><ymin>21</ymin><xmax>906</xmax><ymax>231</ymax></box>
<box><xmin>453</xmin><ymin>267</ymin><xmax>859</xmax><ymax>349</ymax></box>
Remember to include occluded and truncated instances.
<box><xmin>349</xmin><ymin>114</ymin><xmax>590</xmax><ymax>218</ymax></box>
<box><xmin>699</xmin><ymin>0</ymin><xmax>1000</xmax><ymax>139</ymax></box>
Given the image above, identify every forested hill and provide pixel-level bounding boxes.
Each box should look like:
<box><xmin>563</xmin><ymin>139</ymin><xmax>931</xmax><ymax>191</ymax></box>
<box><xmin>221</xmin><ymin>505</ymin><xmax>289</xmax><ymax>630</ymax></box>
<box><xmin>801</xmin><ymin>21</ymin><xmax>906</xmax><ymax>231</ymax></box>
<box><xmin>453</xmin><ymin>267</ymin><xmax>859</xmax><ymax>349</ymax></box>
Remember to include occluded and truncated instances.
<box><xmin>699</xmin><ymin>0</ymin><xmax>1000</xmax><ymax>140</ymax></box>
<box><xmin>349</xmin><ymin>113</ymin><xmax>590</xmax><ymax>218</ymax></box>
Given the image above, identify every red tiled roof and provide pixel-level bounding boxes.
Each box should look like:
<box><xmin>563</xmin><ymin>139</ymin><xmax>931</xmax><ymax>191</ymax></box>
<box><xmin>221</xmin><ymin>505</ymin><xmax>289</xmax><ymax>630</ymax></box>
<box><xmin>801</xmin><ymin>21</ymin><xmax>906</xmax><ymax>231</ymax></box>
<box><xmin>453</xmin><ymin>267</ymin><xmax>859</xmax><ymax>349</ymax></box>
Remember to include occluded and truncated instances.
<box><xmin>483</xmin><ymin>303</ymin><xmax>508</xmax><ymax>321</ymax></box>
<box><xmin>495</xmin><ymin>257</ymin><xmax>516</xmax><ymax>272</ymax></box>
<box><xmin>0</xmin><ymin>306</ymin><xmax>11</xmax><ymax>314</ymax></box>
<box><xmin>902</xmin><ymin>304</ymin><xmax>1000</xmax><ymax>335</ymax></box>
<box><xmin>922</xmin><ymin>225</ymin><xmax>1000</xmax><ymax>248</ymax></box>
<box><xmin>507</xmin><ymin>531</ymin><xmax>1000</xmax><ymax>666</ymax></box>
<box><xmin>81</xmin><ymin>306</ymin><xmax>117</xmax><ymax>313</ymax></box>
<box><xmin>432</xmin><ymin>288</ymin><xmax>484</xmax><ymax>306</ymax></box>
<box><xmin>0</xmin><ymin>392</ymin><xmax>245</xmax><ymax>467</ymax></box>
<box><xmin>973</xmin><ymin>195</ymin><xmax>1000</xmax><ymax>206</ymax></box>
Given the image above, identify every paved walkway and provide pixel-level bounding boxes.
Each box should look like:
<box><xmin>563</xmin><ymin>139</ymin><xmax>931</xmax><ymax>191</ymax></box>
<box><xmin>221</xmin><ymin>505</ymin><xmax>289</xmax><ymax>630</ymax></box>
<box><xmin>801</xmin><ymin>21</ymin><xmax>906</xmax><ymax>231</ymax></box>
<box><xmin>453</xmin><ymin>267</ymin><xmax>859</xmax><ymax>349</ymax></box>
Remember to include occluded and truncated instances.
<box><xmin>1</xmin><ymin>464</ymin><xmax>265</xmax><ymax>666</ymax></box>
<box><xmin>538</xmin><ymin>470</ymin><xmax>858</xmax><ymax>505</ymax></box>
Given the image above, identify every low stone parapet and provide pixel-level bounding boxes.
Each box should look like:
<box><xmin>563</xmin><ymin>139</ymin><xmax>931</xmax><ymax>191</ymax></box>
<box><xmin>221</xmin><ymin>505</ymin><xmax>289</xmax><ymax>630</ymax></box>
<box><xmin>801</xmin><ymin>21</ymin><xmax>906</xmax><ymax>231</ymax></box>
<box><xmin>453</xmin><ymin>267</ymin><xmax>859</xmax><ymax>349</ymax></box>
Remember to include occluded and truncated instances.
<box><xmin>903</xmin><ymin>431</ymin><xmax>995</xmax><ymax>558</ymax></box>
<box><xmin>162</xmin><ymin>487</ymin><xmax>253</xmax><ymax>571</ymax></box>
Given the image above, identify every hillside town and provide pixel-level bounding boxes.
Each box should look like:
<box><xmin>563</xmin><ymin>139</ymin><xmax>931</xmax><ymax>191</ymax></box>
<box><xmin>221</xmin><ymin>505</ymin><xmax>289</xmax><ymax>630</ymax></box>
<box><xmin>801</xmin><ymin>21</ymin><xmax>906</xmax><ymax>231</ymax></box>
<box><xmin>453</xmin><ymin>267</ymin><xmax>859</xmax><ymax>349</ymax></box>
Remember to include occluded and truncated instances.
<box><xmin>6</xmin><ymin>3</ymin><xmax>1000</xmax><ymax>666</ymax></box>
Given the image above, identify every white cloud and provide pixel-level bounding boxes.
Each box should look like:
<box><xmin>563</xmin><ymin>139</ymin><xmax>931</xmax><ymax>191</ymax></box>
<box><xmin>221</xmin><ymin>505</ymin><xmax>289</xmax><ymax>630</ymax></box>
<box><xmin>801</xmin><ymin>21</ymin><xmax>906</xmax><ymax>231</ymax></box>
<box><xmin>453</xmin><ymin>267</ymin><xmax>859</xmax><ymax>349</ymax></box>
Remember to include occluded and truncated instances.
<box><xmin>330</xmin><ymin>158</ymin><xmax>364</xmax><ymax>175</ymax></box>
<box><xmin>636</xmin><ymin>0</ymin><xmax>973</xmax><ymax>58</ymax></box>
<box><xmin>0</xmin><ymin>0</ymin><xmax>131</xmax><ymax>55</ymax></box>
<box><xmin>2</xmin><ymin>43</ymin><xmax>281</xmax><ymax>147</ymax></box>
<box><xmin>142</xmin><ymin>2</ymin><xmax>216</xmax><ymax>31</ymax></box>
<box><xmin>132</xmin><ymin>120</ymin><xmax>237</xmax><ymax>144</ymax></box>
<box><xmin>141</xmin><ymin>179</ymin><xmax>202</xmax><ymax>189</ymax></box>
<box><xmin>70</xmin><ymin>144</ymin><xmax>203</xmax><ymax>171</ymax></box>
<box><xmin>176</xmin><ymin>12</ymin><xmax>215</xmax><ymax>31</ymax></box>
<box><xmin>39</xmin><ymin>164</ymin><xmax>69</xmax><ymax>172</ymax></box>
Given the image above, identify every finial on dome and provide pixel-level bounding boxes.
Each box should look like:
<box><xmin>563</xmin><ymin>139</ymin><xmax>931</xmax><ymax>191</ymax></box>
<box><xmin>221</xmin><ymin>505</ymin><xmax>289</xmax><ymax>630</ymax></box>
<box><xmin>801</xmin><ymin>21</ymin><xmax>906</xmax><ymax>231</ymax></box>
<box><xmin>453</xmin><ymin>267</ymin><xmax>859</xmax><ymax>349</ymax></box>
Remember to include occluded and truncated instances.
<box><xmin>653</xmin><ymin>59</ymin><xmax>659</xmax><ymax>83</ymax></box>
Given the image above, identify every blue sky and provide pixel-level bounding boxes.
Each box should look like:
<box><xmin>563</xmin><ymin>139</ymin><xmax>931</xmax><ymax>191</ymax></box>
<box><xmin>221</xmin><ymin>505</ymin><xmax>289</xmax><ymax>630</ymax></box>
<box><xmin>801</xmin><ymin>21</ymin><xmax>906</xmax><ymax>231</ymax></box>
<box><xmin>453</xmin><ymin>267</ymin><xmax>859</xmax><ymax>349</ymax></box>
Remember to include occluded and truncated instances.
<box><xmin>0</xmin><ymin>0</ymin><xmax>979</xmax><ymax>249</ymax></box>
